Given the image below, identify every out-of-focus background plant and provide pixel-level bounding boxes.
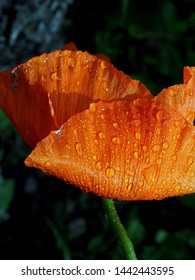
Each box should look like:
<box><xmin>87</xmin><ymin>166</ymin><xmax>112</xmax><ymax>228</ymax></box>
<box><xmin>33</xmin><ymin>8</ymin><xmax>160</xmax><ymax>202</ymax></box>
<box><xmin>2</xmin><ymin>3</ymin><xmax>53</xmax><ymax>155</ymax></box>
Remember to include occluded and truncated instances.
<box><xmin>0</xmin><ymin>0</ymin><xmax>195</xmax><ymax>259</ymax></box>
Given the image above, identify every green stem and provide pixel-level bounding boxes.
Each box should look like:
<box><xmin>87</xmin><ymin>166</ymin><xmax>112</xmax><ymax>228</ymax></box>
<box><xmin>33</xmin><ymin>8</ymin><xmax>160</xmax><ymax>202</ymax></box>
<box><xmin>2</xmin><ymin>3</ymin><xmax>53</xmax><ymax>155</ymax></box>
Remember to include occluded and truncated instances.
<box><xmin>103</xmin><ymin>198</ymin><xmax>137</xmax><ymax>260</ymax></box>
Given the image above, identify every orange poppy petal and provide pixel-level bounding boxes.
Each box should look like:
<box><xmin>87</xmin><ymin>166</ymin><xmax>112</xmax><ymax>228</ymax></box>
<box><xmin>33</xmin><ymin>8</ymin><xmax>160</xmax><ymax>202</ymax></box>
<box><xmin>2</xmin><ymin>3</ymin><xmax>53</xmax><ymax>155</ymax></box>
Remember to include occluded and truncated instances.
<box><xmin>63</xmin><ymin>42</ymin><xmax>111</xmax><ymax>62</ymax></box>
<box><xmin>25</xmin><ymin>98</ymin><xmax>195</xmax><ymax>201</ymax></box>
<box><xmin>0</xmin><ymin>50</ymin><xmax>152</xmax><ymax>148</ymax></box>
<box><xmin>155</xmin><ymin>66</ymin><xmax>195</xmax><ymax>125</ymax></box>
<box><xmin>62</xmin><ymin>42</ymin><xmax>78</xmax><ymax>51</ymax></box>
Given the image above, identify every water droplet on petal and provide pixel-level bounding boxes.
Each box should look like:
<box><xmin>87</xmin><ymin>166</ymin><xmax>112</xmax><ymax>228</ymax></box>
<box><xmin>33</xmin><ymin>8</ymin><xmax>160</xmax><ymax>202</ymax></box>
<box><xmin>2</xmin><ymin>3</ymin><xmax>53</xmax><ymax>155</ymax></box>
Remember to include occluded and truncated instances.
<box><xmin>187</xmin><ymin>156</ymin><xmax>194</xmax><ymax>167</ymax></box>
<box><xmin>142</xmin><ymin>145</ymin><xmax>147</xmax><ymax>152</ymax></box>
<box><xmin>51</xmin><ymin>72</ymin><xmax>57</xmax><ymax>81</ymax></box>
<box><xmin>65</xmin><ymin>144</ymin><xmax>71</xmax><ymax>150</ymax></box>
<box><xmin>67</xmin><ymin>56</ymin><xmax>75</xmax><ymax>69</ymax></box>
<box><xmin>113</xmin><ymin>122</ymin><xmax>119</xmax><ymax>129</ymax></box>
<box><xmin>152</xmin><ymin>145</ymin><xmax>160</xmax><ymax>152</ymax></box>
<box><xmin>171</xmin><ymin>178</ymin><xmax>175</xmax><ymax>185</ymax></box>
<box><xmin>135</xmin><ymin>132</ymin><xmax>141</xmax><ymax>140</ymax></box>
<box><xmin>156</xmin><ymin>158</ymin><xmax>163</xmax><ymax>165</ymax></box>
<box><xmin>96</xmin><ymin>161</ymin><xmax>102</xmax><ymax>170</ymax></box>
<box><xmin>101</xmin><ymin>81</ymin><xmax>109</xmax><ymax>93</ymax></box>
<box><xmin>162</xmin><ymin>142</ymin><xmax>169</xmax><ymax>150</ymax></box>
<box><xmin>45</xmin><ymin>161</ymin><xmax>51</xmax><ymax>167</ymax></box>
<box><xmin>142</xmin><ymin>164</ymin><xmax>159</xmax><ymax>186</ymax></box>
<box><xmin>98</xmin><ymin>131</ymin><xmax>105</xmax><ymax>140</ymax></box>
<box><xmin>92</xmin><ymin>155</ymin><xmax>97</xmax><ymax>161</ymax></box>
<box><xmin>100</xmin><ymin>114</ymin><xmax>106</xmax><ymax>120</ymax></box>
<box><xmin>134</xmin><ymin>152</ymin><xmax>139</xmax><ymax>159</ymax></box>
<box><xmin>138</xmin><ymin>180</ymin><xmax>144</xmax><ymax>187</ymax></box>
<box><xmin>127</xmin><ymin>183</ymin><xmax>133</xmax><ymax>191</ymax></box>
<box><xmin>105</xmin><ymin>167</ymin><xmax>115</xmax><ymax>178</ymax></box>
<box><xmin>112</xmin><ymin>137</ymin><xmax>120</xmax><ymax>145</ymax></box>
<box><xmin>169</xmin><ymin>89</ymin><xmax>174</xmax><ymax>96</ymax></box>
<box><xmin>100</xmin><ymin>60</ymin><xmax>106</xmax><ymax>70</ymax></box>
<box><xmin>156</xmin><ymin>110</ymin><xmax>164</xmax><ymax>122</ymax></box>
<box><xmin>75</xmin><ymin>143</ymin><xmax>83</xmax><ymax>156</ymax></box>
<box><xmin>174</xmin><ymin>120</ymin><xmax>179</xmax><ymax>127</ymax></box>
<box><xmin>40</xmin><ymin>74</ymin><xmax>47</xmax><ymax>82</ymax></box>
<box><xmin>89</xmin><ymin>103</ymin><xmax>96</xmax><ymax>112</ymax></box>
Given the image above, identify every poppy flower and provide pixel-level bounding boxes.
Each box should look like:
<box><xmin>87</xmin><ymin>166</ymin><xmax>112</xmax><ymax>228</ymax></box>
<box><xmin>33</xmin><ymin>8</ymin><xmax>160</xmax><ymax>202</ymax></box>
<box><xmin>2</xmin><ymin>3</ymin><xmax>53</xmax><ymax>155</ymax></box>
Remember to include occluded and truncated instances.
<box><xmin>0</xmin><ymin>45</ymin><xmax>194</xmax><ymax>200</ymax></box>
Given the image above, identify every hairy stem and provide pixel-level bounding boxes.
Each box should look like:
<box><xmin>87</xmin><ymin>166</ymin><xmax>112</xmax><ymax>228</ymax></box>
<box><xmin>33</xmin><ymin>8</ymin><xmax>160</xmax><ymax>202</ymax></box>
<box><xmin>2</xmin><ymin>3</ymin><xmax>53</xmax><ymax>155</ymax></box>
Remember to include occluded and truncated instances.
<box><xmin>103</xmin><ymin>198</ymin><xmax>137</xmax><ymax>260</ymax></box>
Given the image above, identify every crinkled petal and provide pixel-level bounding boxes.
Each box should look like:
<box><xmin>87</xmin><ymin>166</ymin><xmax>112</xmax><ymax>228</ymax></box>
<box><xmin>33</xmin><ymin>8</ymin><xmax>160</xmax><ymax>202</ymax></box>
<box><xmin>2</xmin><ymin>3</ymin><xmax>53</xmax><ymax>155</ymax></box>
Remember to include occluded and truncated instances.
<box><xmin>25</xmin><ymin>98</ymin><xmax>195</xmax><ymax>201</ymax></box>
<box><xmin>155</xmin><ymin>66</ymin><xmax>195</xmax><ymax>125</ymax></box>
<box><xmin>0</xmin><ymin>50</ymin><xmax>151</xmax><ymax>147</ymax></box>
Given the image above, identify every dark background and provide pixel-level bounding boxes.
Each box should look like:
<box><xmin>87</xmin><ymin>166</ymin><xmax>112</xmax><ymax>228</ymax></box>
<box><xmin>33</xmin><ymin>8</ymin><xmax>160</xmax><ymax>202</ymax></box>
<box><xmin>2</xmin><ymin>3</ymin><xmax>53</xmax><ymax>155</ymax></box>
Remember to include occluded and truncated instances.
<box><xmin>0</xmin><ymin>0</ymin><xmax>195</xmax><ymax>260</ymax></box>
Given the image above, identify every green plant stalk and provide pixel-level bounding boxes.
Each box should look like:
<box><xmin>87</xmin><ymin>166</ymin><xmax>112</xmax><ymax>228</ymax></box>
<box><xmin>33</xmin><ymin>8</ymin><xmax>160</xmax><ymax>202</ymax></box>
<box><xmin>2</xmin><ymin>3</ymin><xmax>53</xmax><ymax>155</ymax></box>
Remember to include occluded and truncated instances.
<box><xmin>103</xmin><ymin>198</ymin><xmax>137</xmax><ymax>260</ymax></box>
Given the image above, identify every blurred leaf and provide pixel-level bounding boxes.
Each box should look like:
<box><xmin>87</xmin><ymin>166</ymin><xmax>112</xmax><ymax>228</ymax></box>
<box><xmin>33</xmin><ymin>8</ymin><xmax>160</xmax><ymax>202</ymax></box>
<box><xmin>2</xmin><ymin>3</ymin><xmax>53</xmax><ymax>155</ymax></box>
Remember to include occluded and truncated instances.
<box><xmin>0</xmin><ymin>178</ymin><xmax>15</xmax><ymax>221</ymax></box>
<box><xmin>127</xmin><ymin>217</ymin><xmax>145</xmax><ymax>246</ymax></box>
<box><xmin>176</xmin><ymin>194</ymin><xmax>195</xmax><ymax>211</ymax></box>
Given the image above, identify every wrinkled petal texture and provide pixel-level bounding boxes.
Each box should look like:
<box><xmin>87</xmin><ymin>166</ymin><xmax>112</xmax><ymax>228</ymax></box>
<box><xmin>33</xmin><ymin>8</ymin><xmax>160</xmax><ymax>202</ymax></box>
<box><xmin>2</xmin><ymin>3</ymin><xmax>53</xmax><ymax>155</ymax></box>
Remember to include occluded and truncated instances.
<box><xmin>25</xmin><ymin>98</ymin><xmax>195</xmax><ymax>201</ymax></box>
<box><xmin>156</xmin><ymin>67</ymin><xmax>195</xmax><ymax>125</ymax></box>
<box><xmin>0</xmin><ymin>50</ymin><xmax>151</xmax><ymax>148</ymax></box>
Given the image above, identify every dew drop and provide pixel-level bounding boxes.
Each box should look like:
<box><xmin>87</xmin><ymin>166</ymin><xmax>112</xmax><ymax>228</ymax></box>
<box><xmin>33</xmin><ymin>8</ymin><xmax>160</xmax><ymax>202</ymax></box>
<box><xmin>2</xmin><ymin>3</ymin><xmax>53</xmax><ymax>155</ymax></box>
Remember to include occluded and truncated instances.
<box><xmin>124</xmin><ymin>177</ymin><xmax>129</xmax><ymax>184</ymax></box>
<box><xmin>45</xmin><ymin>161</ymin><xmax>51</xmax><ymax>167</ymax></box>
<box><xmin>65</xmin><ymin>144</ymin><xmax>70</xmax><ymax>150</ymax></box>
<box><xmin>135</xmin><ymin>132</ymin><xmax>141</xmax><ymax>140</ymax></box>
<box><xmin>187</xmin><ymin>156</ymin><xmax>194</xmax><ymax>167</ymax></box>
<box><xmin>112</xmin><ymin>137</ymin><xmax>120</xmax><ymax>145</ymax></box>
<box><xmin>100</xmin><ymin>114</ymin><xmax>106</xmax><ymax>120</ymax></box>
<box><xmin>26</xmin><ymin>61</ymin><xmax>32</xmax><ymax>67</ymax></box>
<box><xmin>162</xmin><ymin>142</ymin><xmax>169</xmax><ymax>150</ymax></box>
<box><xmin>73</xmin><ymin>129</ymin><xmax>78</xmax><ymax>138</ymax></box>
<box><xmin>96</xmin><ymin>161</ymin><xmax>102</xmax><ymax>170</ymax></box>
<box><xmin>98</xmin><ymin>131</ymin><xmax>105</xmax><ymax>140</ymax></box>
<box><xmin>127</xmin><ymin>183</ymin><xmax>133</xmax><ymax>191</ymax></box>
<box><xmin>130</xmin><ymin>120</ymin><xmax>141</xmax><ymax>127</ymax></box>
<box><xmin>51</xmin><ymin>72</ymin><xmax>58</xmax><ymax>81</ymax></box>
<box><xmin>92</xmin><ymin>155</ymin><xmax>97</xmax><ymax>161</ymax></box>
<box><xmin>169</xmin><ymin>89</ymin><xmax>174</xmax><ymax>97</ymax></box>
<box><xmin>134</xmin><ymin>143</ymin><xmax>138</xmax><ymax>148</ymax></box>
<box><xmin>142</xmin><ymin>164</ymin><xmax>159</xmax><ymax>186</ymax></box>
<box><xmin>105</xmin><ymin>167</ymin><xmax>115</xmax><ymax>178</ymax></box>
<box><xmin>138</xmin><ymin>180</ymin><xmax>144</xmax><ymax>187</ymax></box>
<box><xmin>156</xmin><ymin>158</ymin><xmax>163</xmax><ymax>165</ymax></box>
<box><xmin>75</xmin><ymin>143</ymin><xmax>83</xmax><ymax>156</ymax></box>
<box><xmin>89</xmin><ymin>103</ymin><xmax>96</xmax><ymax>112</ymax></box>
<box><xmin>152</xmin><ymin>145</ymin><xmax>160</xmax><ymax>152</ymax></box>
<box><xmin>42</xmin><ymin>56</ymin><xmax>48</xmax><ymax>63</ymax></box>
<box><xmin>39</xmin><ymin>74</ymin><xmax>47</xmax><ymax>82</ymax></box>
<box><xmin>142</xmin><ymin>145</ymin><xmax>147</xmax><ymax>152</ymax></box>
<box><xmin>100</xmin><ymin>60</ymin><xmax>106</xmax><ymax>70</ymax></box>
<box><xmin>101</xmin><ymin>81</ymin><xmax>109</xmax><ymax>93</ymax></box>
<box><xmin>67</xmin><ymin>56</ymin><xmax>75</xmax><ymax>68</ymax></box>
<box><xmin>170</xmin><ymin>178</ymin><xmax>175</xmax><ymax>185</ymax></box>
<box><xmin>113</xmin><ymin>122</ymin><xmax>119</xmax><ymax>129</ymax></box>
<box><xmin>133</xmin><ymin>152</ymin><xmax>139</xmax><ymax>159</ymax></box>
<box><xmin>156</xmin><ymin>110</ymin><xmax>164</xmax><ymax>122</ymax></box>
<box><xmin>174</xmin><ymin>120</ymin><xmax>179</xmax><ymax>127</ymax></box>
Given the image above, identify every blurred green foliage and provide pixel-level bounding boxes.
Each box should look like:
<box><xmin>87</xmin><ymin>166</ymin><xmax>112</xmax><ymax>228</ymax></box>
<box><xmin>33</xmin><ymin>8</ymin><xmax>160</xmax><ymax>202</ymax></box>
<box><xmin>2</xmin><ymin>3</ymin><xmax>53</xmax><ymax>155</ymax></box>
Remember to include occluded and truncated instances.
<box><xmin>0</xmin><ymin>0</ymin><xmax>195</xmax><ymax>260</ymax></box>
